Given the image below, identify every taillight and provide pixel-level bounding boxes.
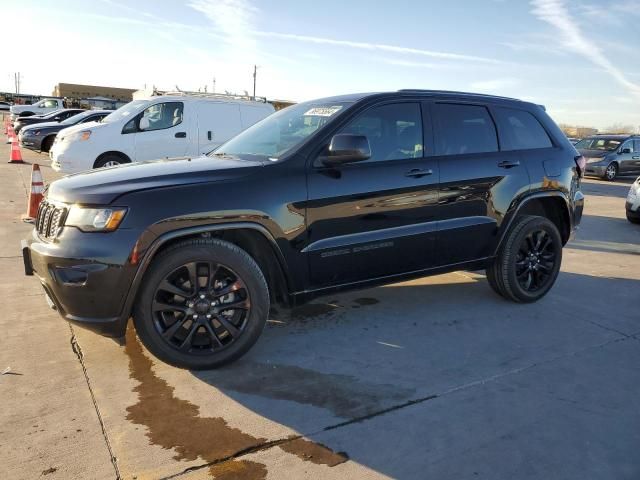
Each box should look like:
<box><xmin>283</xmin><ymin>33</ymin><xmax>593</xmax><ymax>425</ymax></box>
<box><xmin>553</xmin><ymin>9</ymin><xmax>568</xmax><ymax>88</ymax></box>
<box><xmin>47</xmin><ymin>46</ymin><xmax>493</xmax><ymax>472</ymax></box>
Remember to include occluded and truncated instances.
<box><xmin>574</xmin><ymin>155</ymin><xmax>586</xmax><ymax>178</ymax></box>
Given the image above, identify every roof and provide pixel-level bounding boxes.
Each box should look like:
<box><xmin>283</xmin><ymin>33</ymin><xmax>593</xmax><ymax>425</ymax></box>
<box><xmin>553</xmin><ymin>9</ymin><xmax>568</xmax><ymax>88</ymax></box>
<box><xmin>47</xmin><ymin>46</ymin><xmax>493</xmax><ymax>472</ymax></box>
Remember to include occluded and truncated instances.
<box><xmin>588</xmin><ymin>134</ymin><xmax>638</xmax><ymax>139</ymax></box>
<box><xmin>309</xmin><ymin>89</ymin><xmax>527</xmax><ymax>105</ymax></box>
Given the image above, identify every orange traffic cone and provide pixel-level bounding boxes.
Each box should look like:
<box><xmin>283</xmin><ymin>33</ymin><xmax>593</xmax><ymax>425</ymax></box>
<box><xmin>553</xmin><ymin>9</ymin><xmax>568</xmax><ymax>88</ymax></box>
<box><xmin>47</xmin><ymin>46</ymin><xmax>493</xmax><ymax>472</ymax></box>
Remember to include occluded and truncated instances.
<box><xmin>5</xmin><ymin>125</ymin><xmax>14</xmax><ymax>144</ymax></box>
<box><xmin>25</xmin><ymin>164</ymin><xmax>44</xmax><ymax>220</ymax></box>
<box><xmin>8</xmin><ymin>136</ymin><xmax>24</xmax><ymax>164</ymax></box>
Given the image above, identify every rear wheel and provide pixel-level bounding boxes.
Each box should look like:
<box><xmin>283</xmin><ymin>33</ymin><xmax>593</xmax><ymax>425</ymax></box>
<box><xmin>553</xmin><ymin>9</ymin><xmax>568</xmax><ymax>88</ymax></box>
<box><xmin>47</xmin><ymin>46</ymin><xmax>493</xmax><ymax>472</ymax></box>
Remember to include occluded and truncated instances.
<box><xmin>487</xmin><ymin>215</ymin><xmax>562</xmax><ymax>303</ymax></box>
<box><xmin>603</xmin><ymin>163</ymin><xmax>618</xmax><ymax>181</ymax></box>
<box><xmin>133</xmin><ymin>239</ymin><xmax>269</xmax><ymax>369</ymax></box>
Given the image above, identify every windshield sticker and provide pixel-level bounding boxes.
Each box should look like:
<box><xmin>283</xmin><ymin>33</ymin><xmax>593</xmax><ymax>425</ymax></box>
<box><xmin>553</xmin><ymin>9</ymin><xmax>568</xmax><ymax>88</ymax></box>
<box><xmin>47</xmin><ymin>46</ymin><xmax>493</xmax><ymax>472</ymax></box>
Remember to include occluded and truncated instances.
<box><xmin>304</xmin><ymin>106</ymin><xmax>342</xmax><ymax>117</ymax></box>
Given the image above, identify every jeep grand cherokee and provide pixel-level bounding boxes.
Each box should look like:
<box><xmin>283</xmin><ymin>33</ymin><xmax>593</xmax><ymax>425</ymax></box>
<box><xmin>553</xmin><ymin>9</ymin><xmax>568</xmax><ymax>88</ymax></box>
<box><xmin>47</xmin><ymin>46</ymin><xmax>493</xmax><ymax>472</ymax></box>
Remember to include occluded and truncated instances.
<box><xmin>23</xmin><ymin>90</ymin><xmax>585</xmax><ymax>369</ymax></box>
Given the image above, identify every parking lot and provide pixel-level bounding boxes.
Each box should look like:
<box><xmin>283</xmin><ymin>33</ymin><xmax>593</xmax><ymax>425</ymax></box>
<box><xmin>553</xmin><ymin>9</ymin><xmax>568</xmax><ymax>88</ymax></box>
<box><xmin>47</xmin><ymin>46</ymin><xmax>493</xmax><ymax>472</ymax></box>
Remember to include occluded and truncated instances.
<box><xmin>1</xmin><ymin>138</ymin><xmax>639</xmax><ymax>479</ymax></box>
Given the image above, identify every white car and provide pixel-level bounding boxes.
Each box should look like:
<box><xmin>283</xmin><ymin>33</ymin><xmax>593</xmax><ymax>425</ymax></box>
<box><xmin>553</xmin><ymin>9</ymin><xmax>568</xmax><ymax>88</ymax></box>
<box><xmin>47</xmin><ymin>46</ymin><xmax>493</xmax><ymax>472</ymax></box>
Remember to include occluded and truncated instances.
<box><xmin>0</xmin><ymin>101</ymin><xmax>11</xmax><ymax>111</ymax></box>
<box><xmin>626</xmin><ymin>176</ymin><xmax>640</xmax><ymax>224</ymax></box>
<box><xmin>10</xmin><ymin>98</ymin><xmax>65</xmax><ymax>120</ymax></box>
<box><xmin>50</xmin><ymin>94</ymin><xmax>275</xmax><ymax>173</ymax></box>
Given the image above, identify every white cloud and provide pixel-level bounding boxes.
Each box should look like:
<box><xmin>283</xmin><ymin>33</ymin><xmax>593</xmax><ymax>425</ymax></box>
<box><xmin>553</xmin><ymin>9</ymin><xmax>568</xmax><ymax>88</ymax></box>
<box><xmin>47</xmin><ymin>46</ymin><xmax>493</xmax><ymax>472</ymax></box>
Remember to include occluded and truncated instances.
<box><xmin>531</xmin><ymin>0</ymin><xmax>640</xmax><ymax>98</ymax></box>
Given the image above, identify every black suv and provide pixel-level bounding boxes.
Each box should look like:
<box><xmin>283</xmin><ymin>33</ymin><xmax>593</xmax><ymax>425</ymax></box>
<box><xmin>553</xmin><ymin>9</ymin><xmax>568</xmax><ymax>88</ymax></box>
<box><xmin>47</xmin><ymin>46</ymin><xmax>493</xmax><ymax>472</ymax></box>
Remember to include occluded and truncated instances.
<box><xmin>23</xmin><ymin>90</ymin><xmax>585</xmax><ymax>369</ymax></box>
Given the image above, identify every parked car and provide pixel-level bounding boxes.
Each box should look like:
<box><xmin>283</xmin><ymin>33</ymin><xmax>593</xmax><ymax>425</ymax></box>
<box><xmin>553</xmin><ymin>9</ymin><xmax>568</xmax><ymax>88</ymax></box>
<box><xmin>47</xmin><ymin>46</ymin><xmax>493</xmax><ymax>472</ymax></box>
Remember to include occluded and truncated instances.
<box><xmin>10</xmin><ymin>98</ymin><xmax>64</xmax><ymax>120</ymax></box>
<box><xmin>0</xmin><ymin>101</ymin><xmax>11</xmax><ymax>111</ymax></box>
<box><xmin>13</xmin><ymin>108</ymin><xmax>85</xmax><ymax>134</ymax></box>
<box><xmin>626</xmin><ymin>176</ymin><xmax>640</xmax><ymax>224</ymax></box>
<box><xmin>19</xmin><ymin>110</ymin><xmax>110</xmax><ymax>153</ymax></box>
<box><xmin>577</xmin><ymin>134</ymin><xmax>640</xmax><ymax>180</ymax></box>
<box><xmin>23</xmin><ymin>89</ymin><xmax>584</xmax><ymax>369</ymax></box>
<box><xmin>49</xmin><ymin>94</ymin><xmax>275</xmax><ymax>173</ymax></box>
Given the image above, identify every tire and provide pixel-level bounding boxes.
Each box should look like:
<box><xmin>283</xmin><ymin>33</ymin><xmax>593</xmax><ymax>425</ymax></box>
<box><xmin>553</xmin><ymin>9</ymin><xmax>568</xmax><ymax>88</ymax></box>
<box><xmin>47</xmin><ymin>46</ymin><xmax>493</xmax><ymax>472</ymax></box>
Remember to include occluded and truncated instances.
<box><xmin>485</xmin><ymin>260</ymin><xmax>506</xmax><ymax>298</ymax></box>
<box><xmin>133</xmin><ymin>238</ymin><xmax>269</xmax><ymax>369</ymax></box>
<box><xmin>627</xmin><ymin>212</ymin><xmax>640</xmax><ymax>224</ymax></box>
<box><xmin>41</xmin><ymin>136</ymin><xmax>55</xmax><ymax>153</ymax></box>
<box><xmin>94</xmin><ymin>154</ymin><xmax>129</xmax><ymax>169</ymax></box>
<box><xmin>603</xmin><ymin>163</ymin><xmax>618</xmax><ymax>181</ymax></box>
<box><xmin>489</xmin><ymin>215</ymin><xmax>562</xmax><ymax>303</ymax></box>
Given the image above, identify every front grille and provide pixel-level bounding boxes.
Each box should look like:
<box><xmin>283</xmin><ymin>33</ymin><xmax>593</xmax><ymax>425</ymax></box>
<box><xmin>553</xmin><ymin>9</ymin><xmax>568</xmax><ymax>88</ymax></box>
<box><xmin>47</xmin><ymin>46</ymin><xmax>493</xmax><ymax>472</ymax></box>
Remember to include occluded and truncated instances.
<box><xmin>36</xmin><ymin>200</ymin><xmax>68</xmax><ymax>240</ymax></box>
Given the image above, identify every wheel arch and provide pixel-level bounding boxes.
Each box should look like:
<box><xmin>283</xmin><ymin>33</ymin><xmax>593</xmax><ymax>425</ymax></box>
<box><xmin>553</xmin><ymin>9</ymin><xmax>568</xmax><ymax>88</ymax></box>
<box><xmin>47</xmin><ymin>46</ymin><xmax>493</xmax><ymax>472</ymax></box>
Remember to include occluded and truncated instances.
<box><xmin>118</xmin><ymin>222</ymin><xmax>291</xmax><ymax>334</ymax></box>
<box><xmin>495</xmin><ymin>191</ymin><xmax>572</xmax><ymax>254</ymax></box>
<box><xmin>94</xmin><ymin>151</ymin><xmax>131</xmax><ymax>168</ymax></box>
<box><xmin>41</xmin><ymin>134</ymin><xmax>56</xmax><ymax>152</ymax></box>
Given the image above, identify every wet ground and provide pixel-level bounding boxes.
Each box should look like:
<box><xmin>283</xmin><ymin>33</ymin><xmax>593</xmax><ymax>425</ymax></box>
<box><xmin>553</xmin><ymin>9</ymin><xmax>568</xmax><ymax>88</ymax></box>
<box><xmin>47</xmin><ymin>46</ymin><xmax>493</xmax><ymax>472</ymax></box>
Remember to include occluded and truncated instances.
<box><xmin>1</xmin><ymin>133</ymin><xmax>639</xmax><ymax>479</ymax></box>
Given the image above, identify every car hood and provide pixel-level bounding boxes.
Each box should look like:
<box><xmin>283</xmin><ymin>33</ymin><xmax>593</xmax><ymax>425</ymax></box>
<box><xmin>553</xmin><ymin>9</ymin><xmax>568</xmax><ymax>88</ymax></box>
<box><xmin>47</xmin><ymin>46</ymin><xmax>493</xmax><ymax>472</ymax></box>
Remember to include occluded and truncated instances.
<box><xmin>22</xmin><ymin>121</ymin><xmax>60</xmax><ymax>132</ymax></box>
<box><xmin>47</xmin><ymin>155</ymin><xmax>263</xmax><ymax>204</ymax></box>
<box><xmin>578</xmin><ymin>149</ymin><xmax>609</xmax><ymax>158</ymax></box>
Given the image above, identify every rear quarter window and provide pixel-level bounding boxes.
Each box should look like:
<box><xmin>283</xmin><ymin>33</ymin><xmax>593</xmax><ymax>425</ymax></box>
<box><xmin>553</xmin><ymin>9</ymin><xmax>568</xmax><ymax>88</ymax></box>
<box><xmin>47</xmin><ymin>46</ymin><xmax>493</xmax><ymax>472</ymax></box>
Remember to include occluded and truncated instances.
<box><xmin>494</xmin><ymin>107</ymin><xmax>552</xmax><ymax>151</ymax></box>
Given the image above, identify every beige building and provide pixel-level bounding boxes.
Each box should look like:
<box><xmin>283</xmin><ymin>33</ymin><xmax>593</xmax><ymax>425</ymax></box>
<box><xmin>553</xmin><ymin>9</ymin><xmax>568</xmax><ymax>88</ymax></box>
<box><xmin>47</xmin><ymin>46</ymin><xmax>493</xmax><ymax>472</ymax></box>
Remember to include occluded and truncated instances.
<box><xmin>52</xmin><ymin>83</ymin><xmax>136</xmax><ymax>102</ymax></box>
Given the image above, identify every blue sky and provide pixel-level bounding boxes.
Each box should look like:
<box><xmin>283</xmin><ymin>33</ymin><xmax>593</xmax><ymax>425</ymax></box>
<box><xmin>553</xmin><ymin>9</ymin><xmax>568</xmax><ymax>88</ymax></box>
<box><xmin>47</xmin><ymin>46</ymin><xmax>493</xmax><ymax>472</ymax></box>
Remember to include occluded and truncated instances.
<box><xmin>3</xmin><ymin>0</ymin><xmax>639</xmax><ymax>130</ymax></box>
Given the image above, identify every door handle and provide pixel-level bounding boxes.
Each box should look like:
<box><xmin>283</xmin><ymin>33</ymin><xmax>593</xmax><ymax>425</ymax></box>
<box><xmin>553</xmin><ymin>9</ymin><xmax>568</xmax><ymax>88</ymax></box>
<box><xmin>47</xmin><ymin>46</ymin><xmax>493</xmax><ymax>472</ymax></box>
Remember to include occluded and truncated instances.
<box><xmin>175</xmin><ymin>132</ymin><xmax>187</xmax><ymax>138</ymax></box>
<box><xmin>632</xmin><ymin>156</ymin><xmax>639</xmax><ymax>159</ymax></box>
<box><xmin>405</xmin><ymin>168</ymin><xmax>433</xmax><ymax>178</ymax></box>
<box><xmin>207</xmin><ymin>131</ymin><xmax>212</xmax><ymax>141</ymax></box>
<box><xmin>498</xmin><ymin>160</ymin><xmax>520</xmax><ymax>168</ymax></box>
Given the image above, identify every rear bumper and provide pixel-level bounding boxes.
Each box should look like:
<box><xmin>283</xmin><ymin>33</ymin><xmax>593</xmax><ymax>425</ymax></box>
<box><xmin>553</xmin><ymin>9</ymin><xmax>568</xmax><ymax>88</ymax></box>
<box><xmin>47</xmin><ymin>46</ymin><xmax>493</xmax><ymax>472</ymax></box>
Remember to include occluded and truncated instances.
<box><xmin>22</xmin><ymin>227</ymin><xmax>143</xmax><ymax>337</ymax></box>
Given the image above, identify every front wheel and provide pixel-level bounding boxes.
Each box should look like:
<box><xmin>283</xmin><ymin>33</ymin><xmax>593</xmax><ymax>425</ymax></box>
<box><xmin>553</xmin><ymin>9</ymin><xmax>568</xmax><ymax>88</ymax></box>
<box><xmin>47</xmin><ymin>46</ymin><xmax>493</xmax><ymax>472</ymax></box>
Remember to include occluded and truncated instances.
<box><xmin>488</xmin><ymin>215</ymin><xmax>562</xmax><ymax>303</ymax></box>
<box><xmin>133</xmin><ymin>239</ymin><xmax>269</xmax><ymax>369</ymax></box>
<box><xmin>603</xmin><ymin>163</ymin><xmax>618</xmax><ymax>181</ymax></box>
<box><xmin>627</xmin><ymin>212</ymin><xmax>640</xmax><ymax>224</ymax></box>
<box><xmin>94</xmin><ymin>154</ymin><xmax>129</xmax><ymax>169</ymax></box>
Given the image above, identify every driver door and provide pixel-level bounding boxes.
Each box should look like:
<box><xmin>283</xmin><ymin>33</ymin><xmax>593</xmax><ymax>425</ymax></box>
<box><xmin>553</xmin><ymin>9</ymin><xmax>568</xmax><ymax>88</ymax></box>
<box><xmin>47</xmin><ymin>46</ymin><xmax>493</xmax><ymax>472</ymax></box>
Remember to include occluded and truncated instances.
<box><xmin>131</xmin><ymin>101</ymin><xmax>193</xmax><ymax>161</ymax></box>
<box><xmin>305</xmin><ymin>101</ymin><xmax>439</xmax><ymax>288</ymax></box>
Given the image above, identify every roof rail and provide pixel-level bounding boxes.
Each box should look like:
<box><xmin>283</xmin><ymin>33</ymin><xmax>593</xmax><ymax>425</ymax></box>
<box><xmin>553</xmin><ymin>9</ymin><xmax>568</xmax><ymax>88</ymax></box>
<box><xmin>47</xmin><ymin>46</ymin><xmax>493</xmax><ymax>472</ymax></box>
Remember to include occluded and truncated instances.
<box><xmin>397</xmin><ymin>89</ymin><xmax>521</xmax><ymax>102</ymax></box>
<box><xmin>151</xmin><ymin>89</ymin><xmax>268</xmax><ymax>103</ymax></box>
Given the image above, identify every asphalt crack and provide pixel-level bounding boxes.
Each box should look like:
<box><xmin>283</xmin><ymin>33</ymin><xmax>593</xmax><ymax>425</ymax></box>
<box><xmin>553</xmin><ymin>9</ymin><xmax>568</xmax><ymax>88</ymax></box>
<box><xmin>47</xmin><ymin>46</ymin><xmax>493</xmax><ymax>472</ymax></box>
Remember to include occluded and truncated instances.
<box><xmin>69</xmin><ymin>323</ymin><xmax>121</xmax><ymax>479</ymax></box>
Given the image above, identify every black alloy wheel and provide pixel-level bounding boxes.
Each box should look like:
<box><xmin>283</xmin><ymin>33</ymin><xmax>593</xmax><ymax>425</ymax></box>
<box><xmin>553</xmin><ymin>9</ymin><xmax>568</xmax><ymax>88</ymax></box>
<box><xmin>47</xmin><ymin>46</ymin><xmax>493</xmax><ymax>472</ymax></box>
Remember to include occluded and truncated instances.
<box><xmin>152</xmin><ymin>261</ymin><xmax>251</xmax><ymax>354</ymax></box>
<box><xmin>514</xmin><ymin>229</ymin><xmax>556</xmax><ymax>293</ymax></box>
<box><xmin>134</xmin><ymin>239</ymin><xmax>269</xmax><ymax>369</ymax></box>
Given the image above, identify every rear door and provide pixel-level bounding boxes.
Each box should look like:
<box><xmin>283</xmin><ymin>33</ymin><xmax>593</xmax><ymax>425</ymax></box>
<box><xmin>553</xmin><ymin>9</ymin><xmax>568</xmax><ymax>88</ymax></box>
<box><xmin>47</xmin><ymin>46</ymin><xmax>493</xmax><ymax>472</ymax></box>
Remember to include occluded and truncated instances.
<box><xmin>132</xmin><ymin>101</ymin><xmax>192</xmax><ymax>160</ymax></box>
<box><xmin>305</xmin><ymin>100</ymin><xmax>440</xmax><ymax>288</ymax></box>
<box><xmin>634</xmin><ymin>140</ymin><xmax>640</xmax><ymax>172</ymax></box>
<box><xmin>433</xmin><ymin>102</ymin><xmax>531</xmax><ymax>265</ymax></box>
<box><xmin>196</xmin><ymin>102</ymin><xmax>242</xmax><ymax>155</ymax></box>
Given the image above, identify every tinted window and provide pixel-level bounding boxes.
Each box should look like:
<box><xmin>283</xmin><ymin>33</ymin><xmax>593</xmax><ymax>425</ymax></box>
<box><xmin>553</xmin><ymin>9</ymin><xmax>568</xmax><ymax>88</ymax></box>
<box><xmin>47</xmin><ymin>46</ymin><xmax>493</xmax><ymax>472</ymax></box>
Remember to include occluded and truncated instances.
<box><xmin>338</xmin><ymin>103</ymin><xmax>423</xmax><ymax>162</ymax></box>
<box><xmin>434</xmin><ymin>104</ymin><xmax>497</xmax><ymax>155</ymax></box>
<box><xmin>494</xmin><ymin>107</ymin><xmax>552</xmax><ymax>150</ymax></box>
<box><xmin>620</xmin><ymin>140</ymin><xmax>634</xmax><ymax>152</ymax></box>
<box><xmin>44</xmin><ymin>100</ymin><xmax>57</xmax><ymax>108</ymax></box>
<box><xmin>574</xmin><ymin>138</ymin><xmax>621</xmax><ymax>151</ymax></box>
<box><xmin>141</xmin><ymin>102</ymin><xmax>183</xmax><ymax>131</ymax></box>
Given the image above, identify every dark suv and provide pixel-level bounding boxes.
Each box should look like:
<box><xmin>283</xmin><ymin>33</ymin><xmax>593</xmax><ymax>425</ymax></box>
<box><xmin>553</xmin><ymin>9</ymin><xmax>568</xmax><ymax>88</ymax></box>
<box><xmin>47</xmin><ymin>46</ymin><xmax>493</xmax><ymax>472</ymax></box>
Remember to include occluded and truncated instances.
<box><xmin>22</xmin><ymin>90</ymin><xmax>585</xmax><ymax>369</ymax></box>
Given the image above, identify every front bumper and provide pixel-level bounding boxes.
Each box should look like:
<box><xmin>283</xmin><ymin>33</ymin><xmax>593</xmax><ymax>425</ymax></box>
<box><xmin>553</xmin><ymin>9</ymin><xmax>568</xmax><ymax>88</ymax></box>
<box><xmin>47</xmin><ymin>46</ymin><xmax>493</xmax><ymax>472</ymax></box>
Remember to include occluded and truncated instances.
<box><xmin>20</xmin><ymin>134</ymin><xmax>43</xmax><ymax>150</ymax></box>
<box><xmin>22</xmin><ymin>226</ymin><xmax>143</xmax><ymax>337</ymax></box>
<box><xmin>584</xmin><ymin>164</ymin><xmax>606</xmax><ymax>177</ymax></box>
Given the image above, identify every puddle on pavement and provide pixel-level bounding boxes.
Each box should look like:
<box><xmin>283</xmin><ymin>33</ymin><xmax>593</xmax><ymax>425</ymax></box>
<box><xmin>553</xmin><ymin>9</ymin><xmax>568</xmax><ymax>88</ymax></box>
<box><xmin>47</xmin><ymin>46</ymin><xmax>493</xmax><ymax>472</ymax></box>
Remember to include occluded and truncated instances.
<box><xmin>291</xmin><ymin>302</ymin><xmax>339</xmax><ymax>319</ymax></box>
<box><xmin>353</xmin><ymin>297</ymin><xmax>380</xmax><ymax>306</ymax></box>
<box><xmin>124</xmin><ymin>327</ymin><xmax>349</xmax><ymax>478</ymax></box>
<box><xmin>285</xmin><ymin>296</ymin><xmax>381</xmax><ymax>323</ymax></box>
<box><xmin>279</xmin><ymin>438</ymin><xmax>348</xmax><ymax>466</ymax></box>
<box><xmin>195</xmin><ymin>361</ymin><xmax>414</xmax><ymax>419</ymax></box>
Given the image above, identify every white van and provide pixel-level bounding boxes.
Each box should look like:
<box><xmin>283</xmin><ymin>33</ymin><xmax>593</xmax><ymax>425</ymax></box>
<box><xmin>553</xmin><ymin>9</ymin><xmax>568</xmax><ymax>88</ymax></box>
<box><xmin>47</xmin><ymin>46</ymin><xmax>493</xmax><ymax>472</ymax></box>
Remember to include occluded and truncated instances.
<box><xmin>50</xmin><ymin>94</ymin><xmax>275</xmax><ymax>173</ymax></box>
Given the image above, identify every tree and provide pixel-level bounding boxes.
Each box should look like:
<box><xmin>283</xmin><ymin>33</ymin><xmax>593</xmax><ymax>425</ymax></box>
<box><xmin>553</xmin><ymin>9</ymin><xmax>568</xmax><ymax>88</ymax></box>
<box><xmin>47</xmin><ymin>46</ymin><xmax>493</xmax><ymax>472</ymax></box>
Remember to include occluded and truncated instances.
<box><xmin>603</xmin><ymin>123</ymin><xmax>635</xmax><ymax>134</ymax></box>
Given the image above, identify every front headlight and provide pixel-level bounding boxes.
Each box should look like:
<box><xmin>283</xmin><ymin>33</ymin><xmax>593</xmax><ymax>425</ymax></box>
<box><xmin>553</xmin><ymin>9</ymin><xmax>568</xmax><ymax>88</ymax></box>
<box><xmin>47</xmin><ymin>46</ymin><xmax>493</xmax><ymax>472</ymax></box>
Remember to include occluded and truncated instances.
<box><xmin>65</xmin><ymin>130</ymin><xmax>92</xmax><ymax>142</ymax></box>
<box><xmin>33</xmin><ymin>130</ymin><xmax>41</xmax><ymax>136</ymax></box>
<box><xmin>65</xmin><ymin>207</ymin><xmax>127</xmax><ymax>232</ymax></box>
<box><xmin>586</xmin><ymin>157</ymin><xmax>605</xmax><ymax>164</ymax></box>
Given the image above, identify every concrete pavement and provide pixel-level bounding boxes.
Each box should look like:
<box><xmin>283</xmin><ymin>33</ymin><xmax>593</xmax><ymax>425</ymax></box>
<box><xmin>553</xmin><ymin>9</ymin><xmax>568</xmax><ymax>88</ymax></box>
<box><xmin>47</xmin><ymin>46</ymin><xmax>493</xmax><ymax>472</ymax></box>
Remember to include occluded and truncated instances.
<box><xmin>0</xmin><ymin>131</ymin><xmax>638</xmax><ymax>479</ymax></box>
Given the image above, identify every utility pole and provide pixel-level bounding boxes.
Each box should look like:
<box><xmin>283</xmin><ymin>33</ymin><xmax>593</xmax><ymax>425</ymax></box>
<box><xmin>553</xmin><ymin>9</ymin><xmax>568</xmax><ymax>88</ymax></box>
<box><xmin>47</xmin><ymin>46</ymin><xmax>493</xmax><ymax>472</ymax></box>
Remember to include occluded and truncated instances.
<box><xmin>252</xmin><ymin>65</ymin><xmax>257</xmax><ymax>99</ymax></box>
<box><xmin>14</xmin><ymin>72</ymin><xmax>21</xmax><ymax>95</ymax></box>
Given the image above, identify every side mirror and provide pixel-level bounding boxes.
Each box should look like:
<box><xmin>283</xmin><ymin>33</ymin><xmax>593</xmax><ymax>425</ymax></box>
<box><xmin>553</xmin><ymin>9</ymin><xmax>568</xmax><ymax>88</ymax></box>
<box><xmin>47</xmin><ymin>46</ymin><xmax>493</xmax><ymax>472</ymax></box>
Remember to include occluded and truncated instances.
<box><xmin>620</xmin><ymin>148</ymin><xmax>631</xmax><ymax>154</ymax></box>
<box><xmin>322</xmin><ymin>134</ymin><xmax>371</xmax><ymax>166</ymax></box>
<box><xmin>139</xmin><ymin>116</ymin><xmax>150</xmax><ymax>131</ymax></box>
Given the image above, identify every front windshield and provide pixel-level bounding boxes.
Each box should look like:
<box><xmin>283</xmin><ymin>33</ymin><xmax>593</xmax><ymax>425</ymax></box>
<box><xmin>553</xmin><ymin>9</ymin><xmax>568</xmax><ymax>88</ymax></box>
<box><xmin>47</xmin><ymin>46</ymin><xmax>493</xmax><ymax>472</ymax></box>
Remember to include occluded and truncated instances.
<box><xmin>101</xmin><ymin>100</ymin><xmax>147</xmax><ymax>123</ymax></box>
<box><xmin>575</xmin><ymin>138</ymin><xmax>622</xmax><ymax>151</ymax></box>
<box><xmin>60</xmin><ymin>111</ymin><xmax>95</xmax><ymax>126</ymax></box>
<box><xmin>211</xmin><ymin>101</ymin><xmax>351</xmax><ymax>160</ymax></box>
